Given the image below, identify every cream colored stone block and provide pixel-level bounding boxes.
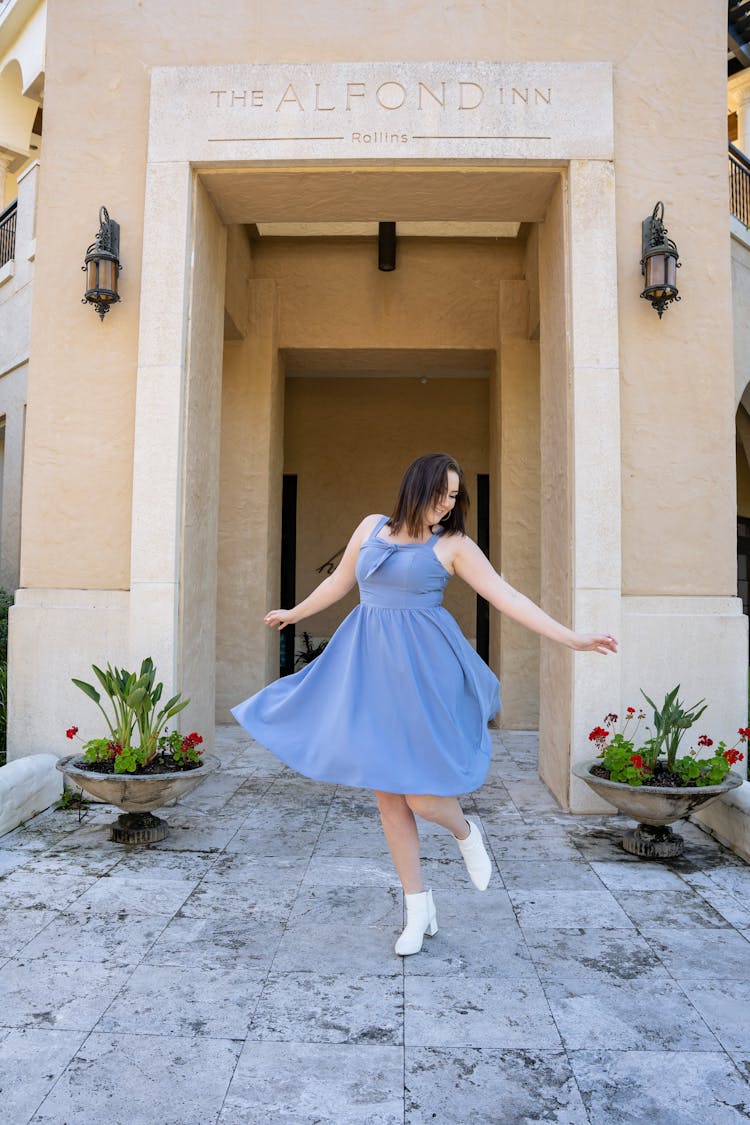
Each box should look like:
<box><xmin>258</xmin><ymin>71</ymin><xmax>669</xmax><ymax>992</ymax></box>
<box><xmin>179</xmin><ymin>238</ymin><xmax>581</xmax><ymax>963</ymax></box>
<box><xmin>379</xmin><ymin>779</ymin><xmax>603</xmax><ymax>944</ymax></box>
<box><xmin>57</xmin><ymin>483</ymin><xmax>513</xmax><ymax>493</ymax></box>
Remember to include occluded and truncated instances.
<box><xmin>693</xmin><ymin>783</ymin><xmax>750</xmax><ymax>864</ymax></box>
<box><xmin>570</xmin><ymin>586</ymin><xmax>622</xmax><ymax>813</ymax></box>
<box><xmin>572</xmin><ymin>365</ymin><xmax>621</xmax><ymax>590</ymax></box>
<box><xmin>0</xmin><ymin>755</ymin><xmax>62</xmax><ymax>837</ymax></box>
<box><xmin>129</xmin><ymin>364</ymin><xmax>184</xmax><ymax>585</ymax></box>
<box><xmin>8</xmin><ymin>590</ymin><xmax>129</xmax><ymax>761</ymax></box>
<box><xmin>148</xmin><ymin>62</ymin><xmax>613</xmax><ymax>165</ymax></box>
<box><xmin>136</xmin><ymin>161</ymin><xmax>192</xmax><ymax>371</ymax></box>
<box><xmin>568</xmin><ymin>160</ymin><xmax>619</xmax><ymax>370</ymax></box>
<box><xmin>128</xmin><ymin>582</ymin><xmax>178</xmax><ymax>699</ymax></box>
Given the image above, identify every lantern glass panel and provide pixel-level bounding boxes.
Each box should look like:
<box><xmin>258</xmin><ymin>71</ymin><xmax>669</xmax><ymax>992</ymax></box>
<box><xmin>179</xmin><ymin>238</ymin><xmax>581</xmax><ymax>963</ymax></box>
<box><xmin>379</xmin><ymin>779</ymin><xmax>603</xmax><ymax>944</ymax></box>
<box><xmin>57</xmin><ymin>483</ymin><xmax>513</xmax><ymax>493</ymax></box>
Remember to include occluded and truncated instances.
<box><xmin>98</xmin><ymin>259</ymin><xmax>117</xmax><ymax>295</ymax></box>
<box><xmin>86</xmin><ymin>259</ymin><xmax>99</xmax><ymax>292</ymax></box>
<box><xmin>647</xmin><ymin>249</ymin><xmax>670</xmax><ymax>294</ymax></box>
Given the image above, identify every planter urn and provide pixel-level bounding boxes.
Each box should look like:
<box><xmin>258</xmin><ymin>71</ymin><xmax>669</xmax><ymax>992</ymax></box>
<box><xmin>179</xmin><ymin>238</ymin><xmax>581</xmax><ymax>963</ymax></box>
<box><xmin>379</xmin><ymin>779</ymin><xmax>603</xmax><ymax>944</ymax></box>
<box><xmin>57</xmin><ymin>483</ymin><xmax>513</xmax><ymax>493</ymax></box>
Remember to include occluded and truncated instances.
<box><xmin>573</xmin><ymin>759</ymin><xmax>744</xmax><ymax>858</ymax></box>
<box><xmin>56</xmin><ymin>753</ymin><xmax>220</xmax><ymax>843</ymax></box>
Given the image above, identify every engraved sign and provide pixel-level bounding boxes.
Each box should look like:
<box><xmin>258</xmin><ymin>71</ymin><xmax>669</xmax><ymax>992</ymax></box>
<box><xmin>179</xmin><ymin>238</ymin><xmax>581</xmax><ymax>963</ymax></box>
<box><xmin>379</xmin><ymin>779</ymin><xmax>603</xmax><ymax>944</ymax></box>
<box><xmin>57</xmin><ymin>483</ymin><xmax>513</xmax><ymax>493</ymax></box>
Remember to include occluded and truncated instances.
<box><xmin>148</xmin><ymin>62</ymin><xmax>613</xmax><ymax>163</ymax></box>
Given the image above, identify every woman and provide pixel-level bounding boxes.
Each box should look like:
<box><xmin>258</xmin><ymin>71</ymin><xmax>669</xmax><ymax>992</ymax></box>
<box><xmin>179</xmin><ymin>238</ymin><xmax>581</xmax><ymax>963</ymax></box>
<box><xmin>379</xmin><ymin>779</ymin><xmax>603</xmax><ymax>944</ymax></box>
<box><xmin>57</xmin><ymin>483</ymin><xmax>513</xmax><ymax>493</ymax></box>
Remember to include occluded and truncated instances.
<box><xmin>232</xmin><ymin>453</ymin><xmax>617</xmax><ymax>956</ymax></box>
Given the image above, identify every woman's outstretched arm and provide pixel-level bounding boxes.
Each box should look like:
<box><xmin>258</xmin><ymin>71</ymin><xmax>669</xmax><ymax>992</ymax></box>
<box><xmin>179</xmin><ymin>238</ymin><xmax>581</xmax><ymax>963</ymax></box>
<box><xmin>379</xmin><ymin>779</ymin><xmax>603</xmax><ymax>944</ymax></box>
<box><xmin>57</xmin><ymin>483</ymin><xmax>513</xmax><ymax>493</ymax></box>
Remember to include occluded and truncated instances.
<box><xmin>452</xmin><ymin>537</ymin><xmax>618</xmax><ymax>655</ymax></box>
<box><xmin>264</xmin><ymin>514</ymin><xmax>380</xmax><ymax>630</ymax></box>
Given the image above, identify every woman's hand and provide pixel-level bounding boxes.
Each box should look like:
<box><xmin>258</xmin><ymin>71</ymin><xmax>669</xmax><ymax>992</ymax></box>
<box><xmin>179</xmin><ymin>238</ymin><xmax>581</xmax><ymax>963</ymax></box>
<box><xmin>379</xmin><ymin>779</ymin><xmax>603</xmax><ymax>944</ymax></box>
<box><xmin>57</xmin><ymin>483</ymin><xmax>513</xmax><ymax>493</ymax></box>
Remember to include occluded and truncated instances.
<box><xmin>264</xmin><ymin>609</ymin><xmax>296</xmax><ymax>630</ymax></box>
<box><xmin>569</xmin><ymin>632</ymin><xmax>618</xmax><ymax>655</ymax></box>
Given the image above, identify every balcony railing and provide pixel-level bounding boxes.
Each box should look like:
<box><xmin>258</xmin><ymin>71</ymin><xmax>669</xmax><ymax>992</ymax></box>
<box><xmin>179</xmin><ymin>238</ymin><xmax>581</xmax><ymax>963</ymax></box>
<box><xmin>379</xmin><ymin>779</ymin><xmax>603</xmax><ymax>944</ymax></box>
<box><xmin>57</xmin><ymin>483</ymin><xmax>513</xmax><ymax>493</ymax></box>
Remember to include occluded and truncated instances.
<box><xmin>0</xmin><ymin>199</ymin><xmax>16</xmax><ymax>269</ymax></box>
<box><xmin>730</xmin><ymin>142</ymin><xmax>750</xmax><ymax>227</ymax></box>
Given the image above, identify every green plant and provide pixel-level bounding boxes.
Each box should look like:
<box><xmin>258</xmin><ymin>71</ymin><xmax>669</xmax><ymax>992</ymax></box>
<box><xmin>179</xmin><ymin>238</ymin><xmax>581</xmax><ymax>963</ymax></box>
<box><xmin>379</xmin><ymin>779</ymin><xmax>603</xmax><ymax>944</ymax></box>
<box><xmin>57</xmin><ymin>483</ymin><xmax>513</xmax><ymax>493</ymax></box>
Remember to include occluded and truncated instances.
<box><xmin>295</xmin><ymin>632</ymin><xmax>328</xmax><ymax>667</ymax></box>
<box><xmin>55</xmin><ymin>789</ymin><xmax>91</xmax><ymax>811</ymax></box>
<box><xmin>588</xmin><ymin>685</ymin><xmax>747</xmax><ymax>788</ymax></box>
<box><xmin>68</xmin><ymin>657</ymin><xmax>200</xmax><ymax>774</ymax></box>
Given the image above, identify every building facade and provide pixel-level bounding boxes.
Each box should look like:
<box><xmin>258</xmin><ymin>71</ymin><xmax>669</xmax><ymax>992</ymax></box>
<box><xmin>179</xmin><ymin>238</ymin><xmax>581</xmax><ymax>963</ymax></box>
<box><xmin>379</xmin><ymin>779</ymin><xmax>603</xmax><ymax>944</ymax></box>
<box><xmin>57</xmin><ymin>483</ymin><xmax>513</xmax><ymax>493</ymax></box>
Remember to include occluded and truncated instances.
<box><xmin>0</xmin><ymin>1</ymin><xmax>747</xmax><ymax>818</ymax></box>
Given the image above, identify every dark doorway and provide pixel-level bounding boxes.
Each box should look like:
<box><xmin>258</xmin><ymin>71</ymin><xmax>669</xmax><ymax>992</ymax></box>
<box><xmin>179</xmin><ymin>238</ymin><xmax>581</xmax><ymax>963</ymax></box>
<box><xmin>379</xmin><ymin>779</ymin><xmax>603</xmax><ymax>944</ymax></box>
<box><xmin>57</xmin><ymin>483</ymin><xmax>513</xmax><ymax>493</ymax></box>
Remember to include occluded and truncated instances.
<box><xmin>476</xmin><ymin>473</ymin><xmax>490</xmax><ymax>664</ymax></box>
<box><xmin>280</xmin><ymin>474</ymin><xmax>297</xmax><ymax>675</ymax></box>
<box><xmin>739</xmin><ymin>515</ymin><xmax>750</xmax><ymax>664</ymax></box>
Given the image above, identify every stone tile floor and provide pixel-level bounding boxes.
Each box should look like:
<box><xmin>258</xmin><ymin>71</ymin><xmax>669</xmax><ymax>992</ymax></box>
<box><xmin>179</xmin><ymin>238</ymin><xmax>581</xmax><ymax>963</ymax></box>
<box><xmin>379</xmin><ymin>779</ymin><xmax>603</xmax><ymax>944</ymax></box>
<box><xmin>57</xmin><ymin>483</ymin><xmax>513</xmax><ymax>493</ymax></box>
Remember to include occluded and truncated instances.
<box><xmin>1</xmin><ymin>726</ymin><xmax>750</xmax><ymax>1123</ymax></box>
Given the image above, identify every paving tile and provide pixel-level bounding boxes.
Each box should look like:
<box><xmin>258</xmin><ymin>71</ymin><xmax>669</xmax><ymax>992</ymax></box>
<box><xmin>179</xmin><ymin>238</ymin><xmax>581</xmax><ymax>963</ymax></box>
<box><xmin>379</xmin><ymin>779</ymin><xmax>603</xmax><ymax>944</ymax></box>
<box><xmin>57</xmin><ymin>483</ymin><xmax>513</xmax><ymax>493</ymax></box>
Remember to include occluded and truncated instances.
<box><xmin>510</xmin><ymin>886</ymin><xmax>636</xmax><ymax>930</ymax></box>
<box><xmin>0</xmin><ymin>1027</ymin><xmax>89</xmax><ymax>1123</ymax></box>
<box><xmin>21</xmin><ymin>912</ymin><xmax>168</xmax><ymax>965</ymax></box>
<box><xmin>402</xmin><ymin>918</ymin><xmax>536</xmax><ymax>979</ymax></box>
<box><xmin>98</xmin><ymin>963</ymin><xmax>266</xmax><ymax>1038</ymax></box>
<box><xmin>643</xmin><ymin>925</ymin><xmax>750</xmax><ymax>979</ymax></box>
<box><xmin>17</xmin><ymin>848</ymin><xmax>122</xmax><ymax>878</ymax></box>
<box><xmin>404</xmin><ymin>1047</ymin><xmax>589</xmax><ymax>1124</ymax></box>
<box><xmin>569</xmin><ymin>1049</ymin><xmax>750</xmax><ymax>1124</ymax></box>
<box><xmin>589</xmin><ymin>859</ymin><xmax>688</xmax><ymax>891</ymax></box>
<box><xmin>287</xmin><ymin>884</ymin><xmax>402</xmax><ymax>928</ymax></box>
<box><xmin>301</xmin><ymin>854</ymin><xmax>401</xmax><ymax>887</ymax></box>
<box><xmin>484</xmin><ymin>825</ymin><xmax>585</xmax><ymax>861</ymax></box>
<box><xmin>251</xmin><ymin>972</ymin><xmax>403</xmax><ymax>1044</ymax></box>
<box><xmin>106</xmin><ymin>847</ymin><xmax>219</xmax><ymax>881</ymax></box>
<box><xmin>270</xmin><ymin>922</ymin><xmax>402</xmax><ymax>976</ymax></box>
<box><xmin>219</xmin><ymin>1041</ymin><xmax>404</xmax><ymax>1124</ymax></box>
<box><xmin>0</xmin><ymin>848</ymin><xmax>33</xmax><ymax>876</ymax></box>
<box><xmin>179</xmin><ymin>878</ymin><xmax>297</xmax><ymax>923</ymax></box>
<box><xmin>64</xmin><ymin>875</ymin><xmax>196</xmax><ymax>917</ymax></box>
<box><xmin>524</xmin><ymin>926</ymin><xmax>671</xmax><ymax>983</ymax></box>
<box><xmin>610</xmin><ymin>889</ymin><xmax>732</xmax><ymax>932</ymax></box>
<box><xmin>200</xmin><ymin>852</ymin><xmax>305</xmax><ymax>887</ymax></box>
<box><xmin>543</xmin><ymin>977</ymin><xmax>721</xmax><ymax>1051</ymax></box>
<box><xmin>404</xmin><ymin>975</ymin><xmax>561</xmax><ymax>1049</ymax></box>
<box><xmin>0</xmin><ymin>957</ymin><xmax>133</xmax><ymax>1031</ymax></box>
<box><xmin>498</xmin><ymin>858</ymin><xmax>605</xmax><ymax>892</ymax></box>
<box><xmin>677</xmin><ymin>979</ymin><xmax>750</xmax><ymax>1052</ymax></box>
<box><xmin>0</xmin><ymin>906</ymin><xmax>60</xmax><ymax>959</ymax></box>
<box><xmin>0</xmin><ymin>869</ymin><xmax>97</xmax><ymax>911</ymax></box>
<box><xmin>144</xmin><ymin>911</ymin><xmax>286</xmax><ymax>971</ymax></box>
<box><xmin>706</xmin><ymin>865</ymin><xmax>750</xmax><ymax>897</ymax></box>
<box><xmin>30</xmin><ymin>1032</ymin><xmax>241</xmax><ymax>1125</ymax></box>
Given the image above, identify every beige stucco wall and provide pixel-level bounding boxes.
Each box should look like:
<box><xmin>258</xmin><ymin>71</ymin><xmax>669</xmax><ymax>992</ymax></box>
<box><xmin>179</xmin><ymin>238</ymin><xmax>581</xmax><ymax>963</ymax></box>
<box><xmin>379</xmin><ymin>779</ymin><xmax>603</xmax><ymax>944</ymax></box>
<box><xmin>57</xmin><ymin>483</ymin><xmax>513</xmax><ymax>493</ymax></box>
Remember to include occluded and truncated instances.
<box><xmin>15</xmin><ymin>0</ymin><xmax>734</xmax><ymax>601</ymax></box>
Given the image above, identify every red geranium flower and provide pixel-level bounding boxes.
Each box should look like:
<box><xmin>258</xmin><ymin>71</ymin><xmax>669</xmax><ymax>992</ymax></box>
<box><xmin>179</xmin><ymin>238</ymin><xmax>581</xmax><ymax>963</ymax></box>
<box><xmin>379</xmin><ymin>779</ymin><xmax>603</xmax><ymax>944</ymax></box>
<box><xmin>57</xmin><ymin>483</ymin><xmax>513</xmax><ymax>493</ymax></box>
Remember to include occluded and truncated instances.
<box><xmin>738</xmin><ymin>728</ymin><xmax>750</xmax><ymax>741</ymax></box>
<box><xmin>697</xmin><ymin>735</ymin><xmax>713</xmax><ymax>748</ymax></box>
<box><xmin>629</xmin><ymin>754</ymin><xmax>644</xmax><ymax>769</ymax></box>
<box><xmin>65</xmin><ymin>726</ymin><xmax>79</xmax><ymax>739</ymax></box>
<box><xmin>724</xmin><ymin>747</ymin><xmax>745</xmax><ymax>766</ymax></box>
<box><xmin>588</xmin><ymin>726</ymin><xmax>609</xmax><ymax>743</ymax></box>
<box><xmin>626</xmin><ymin>707</ymin><xmax>636</xmax><ymax>715</ymax></box>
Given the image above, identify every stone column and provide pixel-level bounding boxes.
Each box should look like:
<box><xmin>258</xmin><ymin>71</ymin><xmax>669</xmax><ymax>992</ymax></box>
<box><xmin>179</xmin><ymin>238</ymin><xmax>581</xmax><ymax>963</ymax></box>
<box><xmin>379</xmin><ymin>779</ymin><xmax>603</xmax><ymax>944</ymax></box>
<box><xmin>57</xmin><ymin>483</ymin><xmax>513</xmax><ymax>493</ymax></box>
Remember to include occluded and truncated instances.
<box><xmin>494</xmin><ymin>280</ymin><xmax>541</xmax><ymax>729</ymax></box>
<box><xmin>129</xmin><ymin>164</ymin><xmax>227</xmax><ymax>746</ymax></box>
<box><xmin>215</xmin><ymin>280</ymin><xmax>284</xmax><ymax>717</ymax></box>
<box><xmin>538</xmin><ymin>163</ymin><xmax>622</xmax><ymax>813</ymax></box>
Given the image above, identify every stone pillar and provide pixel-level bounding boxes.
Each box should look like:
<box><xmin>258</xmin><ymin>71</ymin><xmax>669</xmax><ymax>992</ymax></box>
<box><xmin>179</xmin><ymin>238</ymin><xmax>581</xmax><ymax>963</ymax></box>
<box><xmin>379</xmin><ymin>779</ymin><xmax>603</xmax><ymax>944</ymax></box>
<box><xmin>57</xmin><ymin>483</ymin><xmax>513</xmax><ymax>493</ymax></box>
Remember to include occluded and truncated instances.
<box><xmin>215</xmin><ymin>280</ymin><xmax>284</xmax><ymax>717</ymax></box>
<box><xmin>494</xmin><ymin>280</ymin><xmax>541</xmax><ymax>729</ymax></box>
<box><xmin>129</xmin><ymin>164</ymin><xmax>227</xmax><ymax>746</ymax></box>
<box><xmin>538</xmin><ymin>163</ymin><xmax>622</xmax><ymax>813</ymax></box>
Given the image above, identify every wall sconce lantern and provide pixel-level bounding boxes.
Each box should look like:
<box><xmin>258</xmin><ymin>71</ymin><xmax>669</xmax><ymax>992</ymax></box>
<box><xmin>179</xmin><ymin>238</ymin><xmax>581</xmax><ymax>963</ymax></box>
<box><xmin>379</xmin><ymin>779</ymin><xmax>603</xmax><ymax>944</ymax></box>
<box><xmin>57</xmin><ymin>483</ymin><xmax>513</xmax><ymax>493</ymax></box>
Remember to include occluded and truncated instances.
<box><xmin>640</xmin><ymin>201</ymin><xmax>680</xmax><ymax>318</ymax></box>
<box><xmin>378</xmin><ymin>221</ymin><xmax>397</xmax><ymax>271</ymax></box>
<box><xmin>82</xmin><ymin>206</ymin><xmax>122</xmax><ymax>320</ymax></box>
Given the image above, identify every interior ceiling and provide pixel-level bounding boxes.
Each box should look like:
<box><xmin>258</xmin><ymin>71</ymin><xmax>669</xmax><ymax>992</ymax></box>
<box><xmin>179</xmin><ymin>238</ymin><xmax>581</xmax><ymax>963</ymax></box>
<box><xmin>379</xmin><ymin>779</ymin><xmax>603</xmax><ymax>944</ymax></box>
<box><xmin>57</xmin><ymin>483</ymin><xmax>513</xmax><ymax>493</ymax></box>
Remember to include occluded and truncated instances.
<box><xmin>200</xmin><ymin>166</ymin><xmax>560</xmax><ymax>225</ymax></box>
<box><xmin>282</xmin><ymin>347</ymin><xmax>494</xmax><ymax>379</ymax></box>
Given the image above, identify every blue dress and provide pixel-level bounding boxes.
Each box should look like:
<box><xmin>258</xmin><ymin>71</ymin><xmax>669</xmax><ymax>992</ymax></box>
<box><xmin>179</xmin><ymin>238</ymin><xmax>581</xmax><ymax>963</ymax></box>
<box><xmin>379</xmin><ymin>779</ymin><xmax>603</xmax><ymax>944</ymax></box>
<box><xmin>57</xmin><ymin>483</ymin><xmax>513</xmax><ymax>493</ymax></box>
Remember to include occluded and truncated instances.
<box><xmin>231</xmin><ymin>517</ymin><xmax>502</xmax><ymax>796</ymax></box>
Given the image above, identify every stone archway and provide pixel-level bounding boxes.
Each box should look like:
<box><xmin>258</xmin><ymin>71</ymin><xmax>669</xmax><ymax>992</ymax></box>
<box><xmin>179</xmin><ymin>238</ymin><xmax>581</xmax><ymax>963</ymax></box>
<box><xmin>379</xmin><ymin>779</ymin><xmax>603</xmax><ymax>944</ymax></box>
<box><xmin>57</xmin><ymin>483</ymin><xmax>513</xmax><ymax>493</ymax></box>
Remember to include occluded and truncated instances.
<box><xmin>130</xmin><ymin>62</ymin><xmax>621</xmax><ymax>812</ymax></box>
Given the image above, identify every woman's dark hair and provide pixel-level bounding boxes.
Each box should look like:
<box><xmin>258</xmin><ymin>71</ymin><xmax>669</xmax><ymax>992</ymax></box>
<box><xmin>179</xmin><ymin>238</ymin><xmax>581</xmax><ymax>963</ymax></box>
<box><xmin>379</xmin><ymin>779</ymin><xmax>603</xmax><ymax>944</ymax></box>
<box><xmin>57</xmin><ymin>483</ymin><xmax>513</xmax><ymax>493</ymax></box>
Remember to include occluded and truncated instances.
<box><xmin>388</xmin><ymin>453</ymin><xmax>469</xmax><ymax>538</ymax></box>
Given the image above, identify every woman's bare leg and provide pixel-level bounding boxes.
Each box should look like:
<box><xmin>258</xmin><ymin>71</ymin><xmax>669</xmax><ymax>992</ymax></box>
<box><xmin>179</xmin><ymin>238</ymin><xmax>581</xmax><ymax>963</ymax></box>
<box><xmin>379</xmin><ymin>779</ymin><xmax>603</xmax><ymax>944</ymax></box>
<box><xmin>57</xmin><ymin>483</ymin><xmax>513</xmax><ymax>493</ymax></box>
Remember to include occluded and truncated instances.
<box><xmin>374</xmin><ymin>790</ymin><xmax>424</xmax><ymax>893</ymax></box>
<box><xmin>404</xmin><ymin>794</ymin><xmax>469</xmax><ymax>839</ymax></box>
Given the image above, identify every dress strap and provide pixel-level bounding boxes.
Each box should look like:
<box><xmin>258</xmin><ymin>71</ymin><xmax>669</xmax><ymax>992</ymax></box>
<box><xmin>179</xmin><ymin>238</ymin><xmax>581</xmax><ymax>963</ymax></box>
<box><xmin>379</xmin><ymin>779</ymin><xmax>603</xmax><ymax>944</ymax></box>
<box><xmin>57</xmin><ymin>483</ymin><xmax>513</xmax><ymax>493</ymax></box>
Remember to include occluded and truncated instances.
<box><xmin>371</xmin><ymin>515</ymin><xmax>390</xmax><ymax>539</ymax></box>
<box><xmin>427</xmin><ymin>525</ymin><xmax>445</xmax><ymax>545</ymax></box>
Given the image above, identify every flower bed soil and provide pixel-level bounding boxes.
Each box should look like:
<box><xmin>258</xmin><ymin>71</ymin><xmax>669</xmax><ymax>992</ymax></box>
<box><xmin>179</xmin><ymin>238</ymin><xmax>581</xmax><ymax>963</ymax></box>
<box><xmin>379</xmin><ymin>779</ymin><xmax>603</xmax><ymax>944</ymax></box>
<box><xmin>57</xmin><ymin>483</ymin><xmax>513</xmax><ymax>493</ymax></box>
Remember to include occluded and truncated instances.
<box><xmin>590</xmin><ymin>761</ymin><xmax>707</xmax><ymax>789</ymax></box>
<box><xmin>72</xmin><ymin>755</ymin><xmax>203</xmax><ymax>776</ymax></box>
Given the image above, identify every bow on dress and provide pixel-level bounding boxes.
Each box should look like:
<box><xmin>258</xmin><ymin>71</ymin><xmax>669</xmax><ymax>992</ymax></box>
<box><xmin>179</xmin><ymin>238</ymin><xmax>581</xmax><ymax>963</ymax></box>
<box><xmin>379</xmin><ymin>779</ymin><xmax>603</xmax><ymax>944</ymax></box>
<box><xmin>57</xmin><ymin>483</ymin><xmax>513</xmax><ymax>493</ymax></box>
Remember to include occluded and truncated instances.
<box><xmin>361</xmin><ymin>538</ymin><xmax>398</xmax><ymax>580</ymax></box>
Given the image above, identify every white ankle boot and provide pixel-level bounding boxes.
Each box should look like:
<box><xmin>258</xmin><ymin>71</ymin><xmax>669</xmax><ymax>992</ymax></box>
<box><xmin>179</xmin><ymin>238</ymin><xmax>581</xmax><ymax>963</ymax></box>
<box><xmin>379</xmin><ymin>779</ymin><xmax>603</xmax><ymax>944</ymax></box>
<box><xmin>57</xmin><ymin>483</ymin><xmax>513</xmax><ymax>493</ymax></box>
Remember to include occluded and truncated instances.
<box><xmin>455</xmin><ymin>817</ymin><xmax>492</xmax><ymax>891</ymax></box>
<box><xmin>395</xmin><ymin>889</ymin><xmax>438</xmax><ymax>956</ymax></box>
